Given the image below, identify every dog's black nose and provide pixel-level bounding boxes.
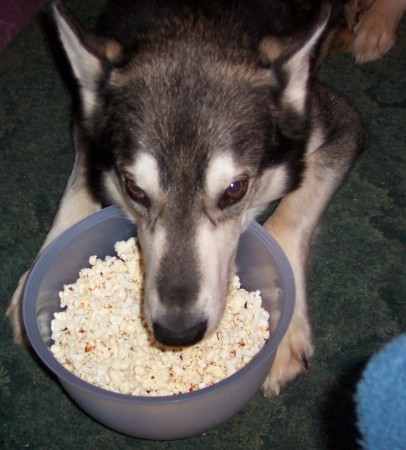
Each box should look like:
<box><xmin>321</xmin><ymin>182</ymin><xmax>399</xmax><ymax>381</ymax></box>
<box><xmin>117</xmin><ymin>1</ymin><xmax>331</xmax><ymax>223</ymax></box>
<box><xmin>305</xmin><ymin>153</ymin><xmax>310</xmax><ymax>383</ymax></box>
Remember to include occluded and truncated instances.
<box><xmin>153</xmin><ymin>319</ymin><xmax>207</xmax><ymax>347</ymax></box>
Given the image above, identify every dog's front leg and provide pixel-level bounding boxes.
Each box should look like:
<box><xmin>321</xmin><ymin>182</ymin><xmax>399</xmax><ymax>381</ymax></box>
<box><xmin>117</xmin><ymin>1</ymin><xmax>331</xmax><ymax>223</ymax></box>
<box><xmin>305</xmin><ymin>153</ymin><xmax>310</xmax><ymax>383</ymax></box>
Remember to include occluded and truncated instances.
<box><xmin>262</xmin><ymin>99</ymin><xmax>363</xmax><ymax>396</ymax></box>
<box><xmin>6</xmin><ymin>125</ymin><xmax>102</xmax><ymax>342</ymax></box>
<box><xmin>262</xmin><ymin>155</ymin><xmax>335</xmax><ymax>396</ymax></box>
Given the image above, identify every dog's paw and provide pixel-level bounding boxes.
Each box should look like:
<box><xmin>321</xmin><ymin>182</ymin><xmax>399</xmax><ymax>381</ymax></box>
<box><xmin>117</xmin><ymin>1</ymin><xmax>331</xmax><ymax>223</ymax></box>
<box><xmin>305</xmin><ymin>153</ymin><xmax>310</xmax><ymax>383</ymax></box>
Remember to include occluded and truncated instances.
<box><xmin>352</xmin><ymin>10</ymin><xmax>396</xmax><ymax>63</ymax></box>
<box><xmin>262</xmin><ymin>319</ymin><xmax>314</xmax><ymax>397</ymax></box>
<box><xmin>6</xmin><ymin>270</ymin><xmax>29</xmax><ymax>343</ymax></box>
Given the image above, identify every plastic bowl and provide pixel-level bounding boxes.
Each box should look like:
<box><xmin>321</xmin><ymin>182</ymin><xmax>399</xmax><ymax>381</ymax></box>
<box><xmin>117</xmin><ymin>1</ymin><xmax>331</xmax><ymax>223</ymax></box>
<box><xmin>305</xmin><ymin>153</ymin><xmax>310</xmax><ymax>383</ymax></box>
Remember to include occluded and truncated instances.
<box><xmin>23</xmin><ymin>206</ymin><xmax>295</xmax><ymax>440</ymax></box>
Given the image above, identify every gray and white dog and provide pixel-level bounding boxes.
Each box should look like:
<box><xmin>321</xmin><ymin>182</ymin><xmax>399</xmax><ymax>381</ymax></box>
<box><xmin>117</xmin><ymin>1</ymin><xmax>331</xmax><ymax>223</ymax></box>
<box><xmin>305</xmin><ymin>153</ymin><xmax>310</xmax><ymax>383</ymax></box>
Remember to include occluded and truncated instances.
<box><xmin>8</xmin><ymin>0</ymin><xmax>364</xmax><ymax>396</ymax></box>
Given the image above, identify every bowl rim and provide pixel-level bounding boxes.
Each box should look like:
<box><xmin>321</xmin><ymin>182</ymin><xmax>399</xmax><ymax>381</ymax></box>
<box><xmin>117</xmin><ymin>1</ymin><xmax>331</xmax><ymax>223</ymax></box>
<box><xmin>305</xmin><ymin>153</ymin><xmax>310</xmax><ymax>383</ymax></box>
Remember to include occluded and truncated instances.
<box><xmin>23</xmin><ymin>205</ymin><xmax>295</xmax><ymax>404</ymax></box>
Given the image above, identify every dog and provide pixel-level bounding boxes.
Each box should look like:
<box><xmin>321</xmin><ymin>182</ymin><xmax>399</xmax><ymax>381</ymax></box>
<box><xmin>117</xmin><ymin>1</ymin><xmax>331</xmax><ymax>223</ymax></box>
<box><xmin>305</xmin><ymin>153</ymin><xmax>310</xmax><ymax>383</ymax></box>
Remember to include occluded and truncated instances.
<box><xmin>338</xmin><ymin>0</ymin><xmax>406</xmax><ymax>62</ymax></box>
<box><xmin>7</xmin><ymin>0</ymin><xmax>364</xmax><ymax>396</ymax></box>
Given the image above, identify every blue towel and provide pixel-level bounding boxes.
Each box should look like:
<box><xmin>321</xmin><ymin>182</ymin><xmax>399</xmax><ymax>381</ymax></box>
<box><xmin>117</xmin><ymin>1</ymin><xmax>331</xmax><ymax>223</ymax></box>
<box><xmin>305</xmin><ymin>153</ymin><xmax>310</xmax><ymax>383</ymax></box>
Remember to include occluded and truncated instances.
<box><xmin>356</xmin><ymin>334</ymin><xmax>406</xmax><ymax>450</ymax></box>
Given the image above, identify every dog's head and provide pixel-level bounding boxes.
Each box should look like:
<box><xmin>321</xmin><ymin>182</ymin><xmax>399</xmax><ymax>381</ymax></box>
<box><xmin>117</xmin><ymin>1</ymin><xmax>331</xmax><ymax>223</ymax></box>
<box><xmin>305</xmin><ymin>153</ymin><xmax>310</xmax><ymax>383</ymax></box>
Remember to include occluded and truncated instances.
<box><xmin>53</xmin><ymin>0</ymin><xmax>329</xmax><ymax>346</ymax></box>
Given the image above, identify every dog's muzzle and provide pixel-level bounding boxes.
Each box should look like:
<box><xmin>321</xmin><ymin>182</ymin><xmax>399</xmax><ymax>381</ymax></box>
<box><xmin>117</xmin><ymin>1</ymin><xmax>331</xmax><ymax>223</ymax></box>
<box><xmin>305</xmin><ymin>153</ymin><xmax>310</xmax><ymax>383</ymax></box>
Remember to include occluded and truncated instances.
<box><xmin>152</xmin><ymin>318</ymin><xmax>207</xmax><ymax>347</ymax></box>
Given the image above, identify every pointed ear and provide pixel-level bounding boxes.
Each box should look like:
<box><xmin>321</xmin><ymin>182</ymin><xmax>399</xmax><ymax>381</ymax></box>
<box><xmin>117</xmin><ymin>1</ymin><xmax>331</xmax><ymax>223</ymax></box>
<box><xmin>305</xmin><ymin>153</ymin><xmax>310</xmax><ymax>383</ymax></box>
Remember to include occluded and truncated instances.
<box><xmin>52</xmin><ymin>1</ymin><xmax>122</xmax><ymax>116</ymax></box>
<box><xmin>260</xmin><ymin>3</ymin><xmax>330</xmax><ymax>139</ymax></box>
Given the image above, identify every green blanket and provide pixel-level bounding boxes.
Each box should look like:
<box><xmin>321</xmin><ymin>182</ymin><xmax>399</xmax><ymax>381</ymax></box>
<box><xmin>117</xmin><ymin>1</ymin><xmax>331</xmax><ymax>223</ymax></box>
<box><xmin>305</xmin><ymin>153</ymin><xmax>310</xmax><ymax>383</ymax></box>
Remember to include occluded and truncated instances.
<box><xmin>1</xmin><ymin>2</ymin><xmax>405</xmax><ymax>448</ymax></box>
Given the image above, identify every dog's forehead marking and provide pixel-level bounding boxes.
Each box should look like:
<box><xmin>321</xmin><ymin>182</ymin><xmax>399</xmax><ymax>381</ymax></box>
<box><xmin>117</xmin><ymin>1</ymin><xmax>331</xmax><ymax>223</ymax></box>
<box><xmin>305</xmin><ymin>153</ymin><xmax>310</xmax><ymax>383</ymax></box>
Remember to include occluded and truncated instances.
<box><xmin>206</xmin><ymin>153</ymin><xmax>242</xmax><ymax>198</ymax></box>
<box><xmin>128</xmin><ymin>152</ymin><xmax>161</xmax><ymax>195</ymax></box>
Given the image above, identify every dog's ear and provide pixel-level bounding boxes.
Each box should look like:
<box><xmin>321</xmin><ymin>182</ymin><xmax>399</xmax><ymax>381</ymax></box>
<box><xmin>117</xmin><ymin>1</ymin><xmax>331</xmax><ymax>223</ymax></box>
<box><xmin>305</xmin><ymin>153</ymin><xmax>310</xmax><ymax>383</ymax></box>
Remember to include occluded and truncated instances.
<box><xmin>52</xmin><ymin>1</ymin><xmax>122</xmax><ymax>116</ymax></box>
<box><xmin>260</xmin><ymin>3</ymin><xmax>330</xmax><ymax>139</ymax></box>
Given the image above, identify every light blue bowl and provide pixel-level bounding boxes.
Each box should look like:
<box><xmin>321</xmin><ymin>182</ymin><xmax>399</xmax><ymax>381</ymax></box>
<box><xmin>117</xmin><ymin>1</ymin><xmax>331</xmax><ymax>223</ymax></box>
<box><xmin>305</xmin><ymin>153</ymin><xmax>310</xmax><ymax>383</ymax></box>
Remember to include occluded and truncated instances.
<box><xmin>23</xmin><ymin>206</ymin><xmax>295</xmax><ymax>440</ymax></box>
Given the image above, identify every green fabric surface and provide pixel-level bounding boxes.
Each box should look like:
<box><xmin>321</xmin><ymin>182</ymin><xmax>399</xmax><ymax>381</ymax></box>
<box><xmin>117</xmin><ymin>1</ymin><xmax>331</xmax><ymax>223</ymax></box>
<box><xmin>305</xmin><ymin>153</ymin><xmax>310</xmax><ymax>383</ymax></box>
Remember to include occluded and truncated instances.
<box><xmin>0</xmin><ymin>2</ymin><xmax>405</xmax><ymax>448</ymax></box>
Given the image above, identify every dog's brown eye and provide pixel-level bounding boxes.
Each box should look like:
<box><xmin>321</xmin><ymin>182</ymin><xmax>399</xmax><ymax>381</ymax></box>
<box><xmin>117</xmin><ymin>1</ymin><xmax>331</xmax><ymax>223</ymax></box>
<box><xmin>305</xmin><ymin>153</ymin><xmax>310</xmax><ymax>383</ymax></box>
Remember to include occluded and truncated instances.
<box><xmin>125</xmin><ymin>179</ymin><xmax>150</xmax><ymax>208</ymax></box>
<box><xmin>218</xmin><ymin>179</ymin><xmax>249</xmax><ymax>210</ymax></box>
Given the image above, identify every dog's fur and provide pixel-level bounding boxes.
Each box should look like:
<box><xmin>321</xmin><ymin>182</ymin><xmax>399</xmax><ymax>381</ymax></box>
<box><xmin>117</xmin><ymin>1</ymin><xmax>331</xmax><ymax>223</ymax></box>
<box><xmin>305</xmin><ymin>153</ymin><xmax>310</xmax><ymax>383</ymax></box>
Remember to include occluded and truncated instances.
<box><xmin>339</xmin><ymin>0</ymin><xmax>406</xmax><ymax>62</ymax></box>
<box><xmin>7</xmin><ymin>0</ymin><xmax>364</xmax><ymax>396</ymax></box>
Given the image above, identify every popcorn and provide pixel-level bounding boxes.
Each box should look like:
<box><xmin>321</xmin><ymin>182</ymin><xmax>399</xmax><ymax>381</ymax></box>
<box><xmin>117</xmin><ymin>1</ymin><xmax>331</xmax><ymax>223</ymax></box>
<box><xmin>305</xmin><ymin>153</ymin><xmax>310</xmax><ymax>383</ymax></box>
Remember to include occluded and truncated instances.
<box><xmin>50</xmin><ymin>237</ymin><xmax>270</xmax><ymax>396</ymax></box>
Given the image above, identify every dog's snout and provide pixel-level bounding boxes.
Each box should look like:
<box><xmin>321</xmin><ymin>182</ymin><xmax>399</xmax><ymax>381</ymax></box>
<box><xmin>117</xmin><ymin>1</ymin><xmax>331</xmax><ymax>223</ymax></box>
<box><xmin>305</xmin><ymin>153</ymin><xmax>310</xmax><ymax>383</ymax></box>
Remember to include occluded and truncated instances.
<box><xmin>153</xmin><ymin>319</ymin><xmax>207</xmax><ymax>347</ymax></box>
